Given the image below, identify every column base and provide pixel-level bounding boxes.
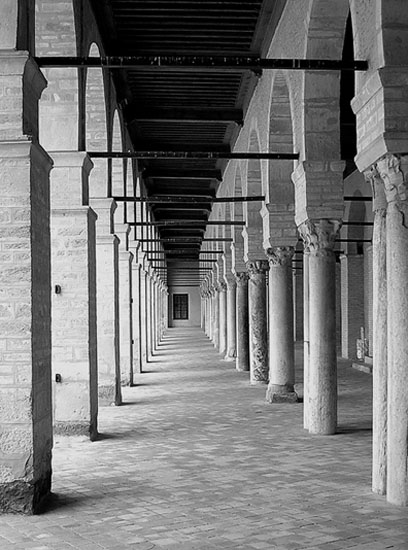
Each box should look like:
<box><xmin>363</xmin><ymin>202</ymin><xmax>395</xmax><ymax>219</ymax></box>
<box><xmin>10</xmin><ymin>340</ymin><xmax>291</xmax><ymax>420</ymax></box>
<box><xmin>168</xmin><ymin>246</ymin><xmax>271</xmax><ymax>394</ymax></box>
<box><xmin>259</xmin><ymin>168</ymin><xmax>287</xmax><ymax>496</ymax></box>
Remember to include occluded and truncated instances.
<box><xmin>0</xmin><ymin>473</ymin><xmax>51</xmax><ymax>515</ymax></box>
<box><xmin>98</xmin><ymin>385</ymin><xmax>122</xmax><ymax>407</ymax></box>
<box><xmin>236</xmin><ymin>361</ymin><xmax>249</xmax><ymax>372</ymax></box>
<box><xmin>54</xmin><ymin>421</ymin><xmax>98</xmax><ymax>441</ymax></box>
<box><xmin>250</xmin><ymin>379</ymin><xmax>268</xmax><ymax>386</ymax></box>
<box><xmin>266</xmin><ymin>384</ymin><xmax>299</xmax><ymax>404</ymax></box>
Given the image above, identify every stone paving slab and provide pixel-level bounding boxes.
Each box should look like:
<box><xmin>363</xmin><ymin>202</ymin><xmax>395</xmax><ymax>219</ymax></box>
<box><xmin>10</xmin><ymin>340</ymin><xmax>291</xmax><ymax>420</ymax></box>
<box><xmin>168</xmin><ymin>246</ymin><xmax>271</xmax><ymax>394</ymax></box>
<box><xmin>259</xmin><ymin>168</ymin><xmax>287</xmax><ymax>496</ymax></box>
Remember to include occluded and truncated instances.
<box><xmin>0</xmin><ymin>327</ymin><xmax>407</xmax><ymax>549</ymax></box>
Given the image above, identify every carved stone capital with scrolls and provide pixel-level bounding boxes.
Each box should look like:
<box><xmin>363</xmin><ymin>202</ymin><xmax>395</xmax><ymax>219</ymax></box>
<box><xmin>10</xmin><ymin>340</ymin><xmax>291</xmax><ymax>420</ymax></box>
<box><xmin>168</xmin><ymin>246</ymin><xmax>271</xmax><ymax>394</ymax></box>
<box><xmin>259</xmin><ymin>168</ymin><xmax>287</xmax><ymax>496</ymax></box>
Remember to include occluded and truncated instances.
<box><xmin>246</xmin><ymin>260</ymin><xmax>270</xmax><ymax>277</ymax></box>
<box><xmin>266</xmin><ymin>246</ymin><xmax>295</xmax><ymax>267</ymax></box>
<box><xmin>376</xmin><ymin>153</ymin><xmax>408</xmax><ymax>206</ymax></box>
<box><xmin>298</xmin><ymin>219</ymin><xmax>341</xmax><ymax>257</ymax></box>
<box><xmin>218</xmin><ymin>281</ymin><xmax>227</xmax><ymax>292</ymax></box>
<box><xmin>364</xmin><ymin>164</ymin><xmax>386</xmax><ymax>214</ymax></box>
<box><xmin>234</xmin><ymin>271</ymin><xmax>249</xmax><ymax>286</ymax></box>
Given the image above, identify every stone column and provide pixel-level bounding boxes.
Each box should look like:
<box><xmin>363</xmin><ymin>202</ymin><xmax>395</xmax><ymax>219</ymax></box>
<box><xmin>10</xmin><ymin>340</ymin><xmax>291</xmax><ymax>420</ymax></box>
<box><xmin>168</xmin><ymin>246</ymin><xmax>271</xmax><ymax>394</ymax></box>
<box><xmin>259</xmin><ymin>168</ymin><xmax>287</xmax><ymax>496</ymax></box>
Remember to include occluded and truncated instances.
<box><xmin>303</xmin><ymin>250</ymin><xmax>310</xmax><ymax>430</ymax></box>
<box><xmin>131</xmin><ymin>260</ymin><xmax>143</xmax><ymax>374</ymax></box>
<box><xmin>218</xmin><ymin>281</ymin><xmax>227</xmax><ymax>355</ymax></box>
<box><xmin>266</xmin><ymin>247</ymin><xmax>298</xmax><ymax>403</ymax></box>
<box><xmin>0</xmin><ymin>52</ymin><xmax>53</xmax><ymax>513</ymax></box>
<box><xmin>364</xmin><ymin>165</ymin><xmax>388</xmax><ymax>496</ymax></box>
<box><xmin>235</xmin><ymin>272</ymin><xmax>250</xmax><ymax>371</ymax></box>
<box><xmin>89</xmin><ymin>198</ymin><xmax>122</xmax><ymax>406</ymax></box>
<box><xmin>139</xmin><ymin>267</ymin><xmax>149</xmax><ymax>367</ymax></box>
<box><xmin>340</xmin><ymin>253</ymin><xmax>365</xmax><ymax>359</ymax></box>
<box><xmin>115</xmin><ymin>224</ymin><xmax>134</xmax><ymax>387</ymax></box>
<box><xmin>246</xmin><ymin>261</ymin><xmax>269</xmax><ymax>385</ymax></box>
<box><xmin>377</xmin><ymin>154</ymin><xmax>408</xmax><ymax>506</ymax></box>
<box><xmin>50</xmin><ymin>152</ymin><xmax>98</xmax><ymax>439</ymax></box>
<box><xmin>212</xmin><ymin>286</ymin><xmax>220</xmax><ymax>349</ymax></box>
<box><xmin>225</xmin><ymin>280</ymin><xmax>237</xmax><ymax>360</ymax></box>
<box><xmin>298</xmin><ymin>219</ymin><xmax>341</xmax><ymax>435</ymax></box>
<box><xmin>293</xmin><ymin>268</ymin><xmax>303</xmax><ymax>342</ymax></box>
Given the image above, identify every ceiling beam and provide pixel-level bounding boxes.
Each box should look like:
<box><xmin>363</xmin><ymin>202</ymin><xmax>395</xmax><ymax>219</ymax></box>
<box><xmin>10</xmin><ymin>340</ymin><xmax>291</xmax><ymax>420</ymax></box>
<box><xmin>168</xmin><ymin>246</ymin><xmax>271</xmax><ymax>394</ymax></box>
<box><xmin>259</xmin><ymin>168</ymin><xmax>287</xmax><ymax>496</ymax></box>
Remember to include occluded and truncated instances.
<box><xmin>35</xmin><ymin>55</ymin><xmax>368</xmax><ymax>72</ymax></box>
<box><xmin>127</xmin><ymin>106</ymin><xmax>243</xmax><ymax>125</ymax></box>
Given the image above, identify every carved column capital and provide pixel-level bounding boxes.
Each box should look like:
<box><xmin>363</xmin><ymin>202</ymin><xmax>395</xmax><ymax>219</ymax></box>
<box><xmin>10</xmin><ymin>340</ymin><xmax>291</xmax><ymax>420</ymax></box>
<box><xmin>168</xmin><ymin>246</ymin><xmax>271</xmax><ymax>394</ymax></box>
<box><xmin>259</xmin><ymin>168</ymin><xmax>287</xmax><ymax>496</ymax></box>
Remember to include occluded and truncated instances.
<box><xmin>246</xmin><ymin>260</ymin><xmax>269</xmax><ymax>276</ymax></box>
<box><xmin>376</xmin><ymin>153</ymin><xmax>408</xmax><ymax>206</ymax></box>
<box><xmin>218</xmin><ymin>281</ymin><xmax>227</xmax><ymax>292</ymax></box>
<box><xmin>266</xmin><ymin>246</ymin><xmax>295</xmax><ymax>267</ymax></box>
<box><xmin>298</xmin><ymin>219</ymin><xmax>341</xmax><ymax>257</ymax></box>
<box><xmin>234</xmin><ymin>271</ymin><xmax>249</xmax><ymax>286</ymax></box>
<box><xmin>364</xmin><ymin>164</ymin><xmax>387</xmax><ymax>214</ymax></box>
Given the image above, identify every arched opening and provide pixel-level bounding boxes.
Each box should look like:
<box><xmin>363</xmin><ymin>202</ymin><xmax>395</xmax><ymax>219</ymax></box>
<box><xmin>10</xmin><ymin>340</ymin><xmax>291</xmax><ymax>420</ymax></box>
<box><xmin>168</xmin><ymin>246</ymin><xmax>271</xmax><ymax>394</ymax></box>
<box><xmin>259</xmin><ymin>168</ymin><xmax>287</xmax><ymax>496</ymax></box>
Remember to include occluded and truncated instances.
<box><xmin>243</xmin><ymin>129</ymin><xmax>264</xmax><ymax>262</ymax></box>
<box><xmin>232</xmin><ymin>166</ymin><xmax>246</xmax><ymax>273</ymax></box>
<box><xmin>111</xmin><ymin>110</ymin><xmax>125</xmax><ymax>220</ymax></box>
<box><xmin>341</xmin><ymin>13</ymin><xmax>357</xmax><ymax>177</ymax></box>
<box><xmin>266</xmin><ymin>72</ymin><xmax>296</xmax><ymax>248</ymax></box>
<box><xmin>86</xmin><ymin>42</ymin><xmax>108</xmax><ymax>198</ymax></box>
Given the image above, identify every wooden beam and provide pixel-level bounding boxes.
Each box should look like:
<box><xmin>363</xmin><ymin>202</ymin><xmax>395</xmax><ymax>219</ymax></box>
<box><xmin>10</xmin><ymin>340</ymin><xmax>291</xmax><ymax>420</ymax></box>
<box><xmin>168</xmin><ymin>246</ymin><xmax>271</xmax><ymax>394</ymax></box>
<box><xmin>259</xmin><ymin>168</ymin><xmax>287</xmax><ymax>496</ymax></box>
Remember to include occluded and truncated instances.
<box><xmin>34</xmin><ymin>55</ymin><xmax>368</xmax><ymax>72</ymax></box>
<box><xmin>344</xmin><ymin>196</ymin><xmax>373</xmax><ymax>201</ymax></box>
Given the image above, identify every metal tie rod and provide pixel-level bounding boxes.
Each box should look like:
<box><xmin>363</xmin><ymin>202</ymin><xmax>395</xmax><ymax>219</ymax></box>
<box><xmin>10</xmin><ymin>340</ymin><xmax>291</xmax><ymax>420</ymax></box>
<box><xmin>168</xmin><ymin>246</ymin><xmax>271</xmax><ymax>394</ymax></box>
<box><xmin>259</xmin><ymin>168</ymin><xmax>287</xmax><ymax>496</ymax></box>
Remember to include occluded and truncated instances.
<box><xmin>34</xmin><ymin>56</ymin><xmax>368</xmax><ymax>72</ymax></box>
<box><xmin>131</xmin><ymin>221</ymin><xmax>245</xmax><ymax>226</ymax></box>
<box><xmin>114</xmin><ymin>195</ymin><xmax>265</xmax><ymax>203</ymax></box>
<box><xmin>89</xmin><ymin>151</ymin><xmax>297</xmax><ymax>160</ymax></box>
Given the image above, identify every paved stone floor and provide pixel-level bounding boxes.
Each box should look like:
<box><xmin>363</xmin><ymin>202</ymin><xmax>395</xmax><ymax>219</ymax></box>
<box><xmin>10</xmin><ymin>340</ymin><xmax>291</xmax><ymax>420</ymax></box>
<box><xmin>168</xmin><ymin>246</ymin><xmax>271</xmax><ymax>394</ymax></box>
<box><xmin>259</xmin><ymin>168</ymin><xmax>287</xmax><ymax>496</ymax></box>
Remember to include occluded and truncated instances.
<box><xmin>1</xmin><ymin>327</ymin><xmax>408</xmax><ymax>549</ymax></box>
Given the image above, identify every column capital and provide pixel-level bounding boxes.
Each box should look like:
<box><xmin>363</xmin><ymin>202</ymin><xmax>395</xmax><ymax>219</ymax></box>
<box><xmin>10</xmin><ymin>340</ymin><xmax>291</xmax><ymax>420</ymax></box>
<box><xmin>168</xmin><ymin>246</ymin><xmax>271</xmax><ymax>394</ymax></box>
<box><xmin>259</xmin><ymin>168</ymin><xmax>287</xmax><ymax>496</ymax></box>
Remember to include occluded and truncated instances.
<box><xmin>364</xmin><ymin>164</ymin><xmax>387</xmax><ymax>213</ymax></box>
<box><xmin>298</xmin><ymin>219</ymin><xmax>341</xmax><ymax>257</ymax></box>
<box><xmin>234</xmin><ymin>271</ymin><xmax>249</xmax><ymax>285</ymax></box>
<box><xmin>246</xmin><ymin>260</ymin><xmax>269</xmax><ymax>276</ymax></box>
<box><xmin>266</xmin><ymin>246</ymin><xmax>294</xmax><ymax>267</ymax></box>
<box><xmin>218</xmin><ymin>281</ymin><xmax>227</xmax><ymax>292</ymax></box>
<box><xmin>376</xmin><ymin>153</ymin><xmax>408</xmax><ymax>206</ymax></box>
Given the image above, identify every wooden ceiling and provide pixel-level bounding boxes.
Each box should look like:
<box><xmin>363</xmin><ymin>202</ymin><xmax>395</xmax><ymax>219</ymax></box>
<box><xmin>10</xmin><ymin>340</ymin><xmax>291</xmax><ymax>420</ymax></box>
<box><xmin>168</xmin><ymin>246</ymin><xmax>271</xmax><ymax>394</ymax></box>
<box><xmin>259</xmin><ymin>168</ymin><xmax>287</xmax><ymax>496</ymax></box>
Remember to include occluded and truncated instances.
<box><xmin>90</xmin><ymin>0</ymin><xmax>287</xmax><ymax>263</ymax></box>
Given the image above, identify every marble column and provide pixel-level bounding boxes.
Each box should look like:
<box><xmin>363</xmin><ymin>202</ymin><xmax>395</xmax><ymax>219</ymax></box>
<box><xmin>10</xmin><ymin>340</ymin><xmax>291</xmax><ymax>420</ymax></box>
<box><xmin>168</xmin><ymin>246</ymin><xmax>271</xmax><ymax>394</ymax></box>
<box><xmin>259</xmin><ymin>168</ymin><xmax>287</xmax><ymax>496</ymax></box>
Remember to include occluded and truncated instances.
<box><xmin>377</xmin><ymin>154</ymin><xmax>408</xmax><ymax>506</ymax></box>
<box><xmin>303</xmin><ymin>250</ymin><xmax>310</xmax><ymax>430</ymax></box>
<box><xmin>246</xmin><ymin>261</ymin><xmax>269</xmax><ymax>385</ymax></box>
<box><xmin>265</xmin><ymin>247</ymin><xmax>298</xmax><ymax>403</ymax></box>
<box><xmin>50</xmin><ymin>152</ymin><xmax>98</xmax><ymax>439</ymax></box>
<box><xmin>218</xmin><ymin>282</ymin><xmax>227</xmax><ymax>355</ymax></box>
<box><xmin>225</xmin><ymin>280</ymin><xmax>237</xmax><ymax>360</ymax></box>
<box><xmin>364</xmin><ymin>165</ymin><xmax>388</xmax><ymax>496</ymax></box>
<box><xmin>89</xmin><ymin>198</ymin><xmax>122</xmax><ymax>407</ymax></box>
<box><xmin>298</xmin><ymin>219</ymin><xmax>341</xmax><ymax>435</ymax></box>
<box><xmin>212</xmin><ymin>286</ymin><xmax>220</xmax><ymax>349</ymax></box>
<box><xmin>235</xmin><ymin>272</ymin><xmax>249</xmax><ymax>371</ymax></box>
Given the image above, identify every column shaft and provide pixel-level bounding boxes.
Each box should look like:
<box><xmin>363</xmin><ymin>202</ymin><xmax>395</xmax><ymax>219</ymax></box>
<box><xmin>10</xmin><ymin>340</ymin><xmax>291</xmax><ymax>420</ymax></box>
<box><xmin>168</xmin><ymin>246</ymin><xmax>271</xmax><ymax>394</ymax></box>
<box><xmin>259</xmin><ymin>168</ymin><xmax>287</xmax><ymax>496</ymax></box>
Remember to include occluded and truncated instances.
<box><xmin>247</xmin><ymin>261</ymin><xmax>269</xmax><ymax>385</ymax></box>
<box><xmin>218</xmin><ymin>284</ymin><xmax>227</xmax><ymax>355</ymax></box>
<box><xmin>225</xmin><ymin>282</ymin><xmax>237</xmax><ymax>360</ymax></box>
<box><xmin>266</xmin><ymin>247</ymin><xmax>297</xmax><ymax>403</ymax></box>
<box><xmin>235</xmin><ymin>273</ymin><xmax>249</xmax><ymax>371</ymax></box>
<box><xmin>303</xmin><ymin>251</ymin><xmax>310</xmax><ymax>430</ymax></box>
<box><xmin>299</xmin><ymin>220</ymin><xmax>340</xmax><ymax>435</ymax></box>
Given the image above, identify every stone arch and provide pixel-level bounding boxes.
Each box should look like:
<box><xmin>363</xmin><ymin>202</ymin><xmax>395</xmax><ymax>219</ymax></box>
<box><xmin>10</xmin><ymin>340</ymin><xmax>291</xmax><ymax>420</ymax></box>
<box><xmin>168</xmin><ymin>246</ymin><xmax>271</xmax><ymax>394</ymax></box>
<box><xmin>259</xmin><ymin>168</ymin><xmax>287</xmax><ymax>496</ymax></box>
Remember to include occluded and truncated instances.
<box><xmin>36</xmin><ymin>0</ymin><xmax>79</xmax><ymax>151</ymax></box>
<box><xmin>265</xmin><ymin>71</ymin><xmax>296</xmax><ymax>248</ymax></box>
<box><xmin>86</xmin><ymin>42</ymin><xmax>108</xmax><ymax>197</ymax></box>
<box><xmin>243</xmin><ymin>128</ymin><xmax>264</xmax><ymax>262</ymax></box>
